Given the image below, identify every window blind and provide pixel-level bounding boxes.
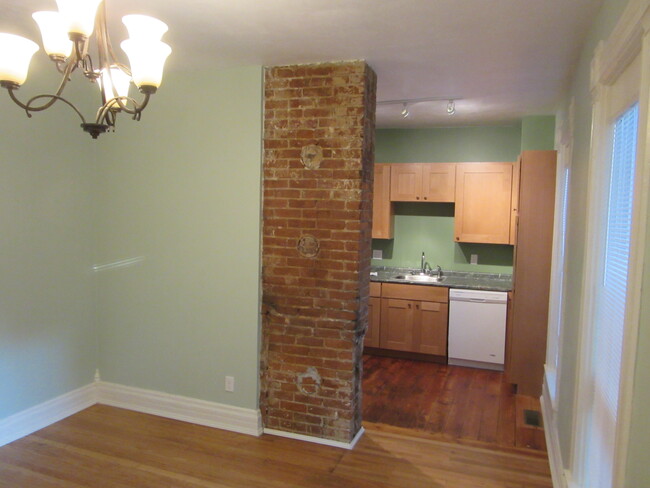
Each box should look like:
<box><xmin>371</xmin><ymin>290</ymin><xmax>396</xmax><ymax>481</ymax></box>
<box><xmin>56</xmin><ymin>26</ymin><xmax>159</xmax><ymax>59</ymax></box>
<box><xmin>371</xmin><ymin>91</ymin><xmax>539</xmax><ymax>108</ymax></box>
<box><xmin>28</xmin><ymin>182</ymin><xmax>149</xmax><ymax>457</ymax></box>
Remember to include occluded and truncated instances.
<box><xmin>587</xmin><ymin>102</ymin><xmax>638</xmax><ymax>486</ymax></box>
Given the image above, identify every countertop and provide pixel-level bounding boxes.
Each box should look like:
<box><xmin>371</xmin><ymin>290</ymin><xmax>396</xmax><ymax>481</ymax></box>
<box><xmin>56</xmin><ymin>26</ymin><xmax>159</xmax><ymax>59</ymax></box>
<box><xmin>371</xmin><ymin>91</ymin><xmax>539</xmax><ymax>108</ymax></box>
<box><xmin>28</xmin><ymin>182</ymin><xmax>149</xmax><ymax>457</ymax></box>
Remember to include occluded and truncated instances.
<box><xmin>370</xmin><ymin>266</ymin><xmax>513</xmax><ymax>292</ymax></box>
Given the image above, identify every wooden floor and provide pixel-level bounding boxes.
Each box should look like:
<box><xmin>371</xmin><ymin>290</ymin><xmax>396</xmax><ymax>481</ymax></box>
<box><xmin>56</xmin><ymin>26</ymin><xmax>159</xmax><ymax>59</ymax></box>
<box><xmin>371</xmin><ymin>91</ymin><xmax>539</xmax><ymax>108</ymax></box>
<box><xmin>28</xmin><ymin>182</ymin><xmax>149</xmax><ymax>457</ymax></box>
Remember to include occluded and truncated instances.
<box><xmin>0</xmin><ymin>404</ymin><xmax>552</xmax><ymax>487</ymax></box>
<box><xmin>362</xmin><ymin>354</ymin><xmax>547</xmax><ymax>451</ymax></box>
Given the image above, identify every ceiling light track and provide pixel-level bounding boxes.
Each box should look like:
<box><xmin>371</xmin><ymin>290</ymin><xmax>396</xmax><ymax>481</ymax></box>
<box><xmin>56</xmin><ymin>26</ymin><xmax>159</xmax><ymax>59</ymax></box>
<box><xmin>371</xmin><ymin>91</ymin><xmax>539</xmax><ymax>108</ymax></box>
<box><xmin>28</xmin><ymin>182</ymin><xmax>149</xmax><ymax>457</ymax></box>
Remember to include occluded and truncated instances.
<box><xmin>377</xmin><ymin>96</ymin><xmax>462</xmax><ymax>105</ymax></box>
<box><xmin>0</xmin><ymin>0</ymin><xmax>171</xmax><ymax>139</ymax></box>
<box><xmin>378</xmin><ymin>97</ymin><xmax>460</xmax><ymax>117</ymax></box>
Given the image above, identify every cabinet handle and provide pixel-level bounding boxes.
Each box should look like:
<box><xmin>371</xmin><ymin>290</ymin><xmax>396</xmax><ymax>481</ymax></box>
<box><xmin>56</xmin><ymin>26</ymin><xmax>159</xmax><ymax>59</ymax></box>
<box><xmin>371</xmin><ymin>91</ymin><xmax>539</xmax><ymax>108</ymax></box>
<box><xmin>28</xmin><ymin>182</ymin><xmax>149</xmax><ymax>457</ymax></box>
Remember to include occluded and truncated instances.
<box><xmin>416</xmin><ymin>196</ymin><xmax>420</xmax><ymax>200</ymax></box>
<box><xmin>416</xmin><ymin>304</ymin><xmax>420</xmax><ymax>310</ymax></box>
<box><xmin>408</xmin><ymin>303</ymin><xmax>412</xmax><ymax>309</ymax></box>
<box><xmin>423</xmin><ymin>197</ymin><xmax>427</xmax><ymax>200</ymax></box>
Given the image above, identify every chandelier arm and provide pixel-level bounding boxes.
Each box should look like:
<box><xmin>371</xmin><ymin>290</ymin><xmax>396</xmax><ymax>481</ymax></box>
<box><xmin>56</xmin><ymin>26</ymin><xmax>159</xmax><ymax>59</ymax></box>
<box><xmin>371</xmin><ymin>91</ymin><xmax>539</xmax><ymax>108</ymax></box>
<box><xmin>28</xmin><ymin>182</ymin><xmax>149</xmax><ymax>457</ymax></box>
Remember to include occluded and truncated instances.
<box><xmin>4</xmin><ymin>60</ymin><xmax>76</xmax><ymax>115</ymax></box>
<box><xmin>115</xmin><ymin>91</ymin><xmax>151</xmax><ymax>114</ymax></box>
<box><xmin>10</xmin><ymin>92</ymin><xmax>87</xmax><ymax>124</ymax></box>
<box><xmin>95</xmin><ymin>93</ymin><xmax>151</xmax><ymax>125</ymax></box>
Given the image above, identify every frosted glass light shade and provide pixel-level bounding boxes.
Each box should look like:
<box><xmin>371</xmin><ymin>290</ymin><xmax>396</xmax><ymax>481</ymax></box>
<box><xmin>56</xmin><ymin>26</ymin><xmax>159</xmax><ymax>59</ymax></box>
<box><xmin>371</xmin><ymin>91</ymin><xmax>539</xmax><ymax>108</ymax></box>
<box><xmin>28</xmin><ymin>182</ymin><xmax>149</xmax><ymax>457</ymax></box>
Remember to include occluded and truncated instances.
<box><xmin>0</xmin><ymin>33</ymin><xmax>39</xmax><ymax>85</ymax></box>
<box><xmin>122</xmin><ymin>15</ymin><xmax>168</xmax><ymax>42</ymax></box>
<box><xmin>121</xmin><ymin>40</ymin><xmax>171</xmax><ymax>88</ymax></box>
<box><xmin>100</xmin><ymin>66</ymin><xmax>131</xmax><ymax>99</ymax></box>
<box><xmin>32</xmin><ymin>11</ymin><xmax>73</xmax><ymax>58</ymax></box>
<box><xmin>55</xmin><ymin>0</ymin><xmax>103</xmax><ymax>37</ymax></box>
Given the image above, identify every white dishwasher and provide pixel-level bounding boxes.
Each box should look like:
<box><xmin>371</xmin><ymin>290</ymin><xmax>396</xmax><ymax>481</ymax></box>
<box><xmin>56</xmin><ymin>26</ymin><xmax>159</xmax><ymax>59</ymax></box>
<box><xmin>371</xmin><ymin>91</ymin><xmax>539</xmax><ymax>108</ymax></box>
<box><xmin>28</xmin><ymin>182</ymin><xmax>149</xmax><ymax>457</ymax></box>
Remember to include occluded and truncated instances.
<box><xmin>448</xmin><ymin>289</ymin><xmax>508</xmax><ymax>371</ymax></box>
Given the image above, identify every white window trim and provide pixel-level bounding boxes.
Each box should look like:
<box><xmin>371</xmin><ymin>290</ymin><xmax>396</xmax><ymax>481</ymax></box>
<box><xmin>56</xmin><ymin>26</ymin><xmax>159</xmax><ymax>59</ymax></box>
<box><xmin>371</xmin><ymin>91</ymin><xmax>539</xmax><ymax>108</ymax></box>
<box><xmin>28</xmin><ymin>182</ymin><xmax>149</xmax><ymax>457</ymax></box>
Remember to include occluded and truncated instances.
<box><xmin>546</xmin><ymin>98</ymin><xmax>574</xmax><ymax>412</ymax></box>
<box><xmin>571</xmin><ymin>0</ymin><xmax>650</xmax><ymax>486</ymax></box>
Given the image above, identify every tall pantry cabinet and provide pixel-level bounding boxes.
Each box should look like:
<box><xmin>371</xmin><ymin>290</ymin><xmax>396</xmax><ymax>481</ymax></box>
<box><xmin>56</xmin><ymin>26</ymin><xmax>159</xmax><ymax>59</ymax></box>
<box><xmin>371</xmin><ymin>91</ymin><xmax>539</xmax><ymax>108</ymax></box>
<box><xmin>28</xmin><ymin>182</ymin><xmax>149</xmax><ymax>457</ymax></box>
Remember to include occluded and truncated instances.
<box><xmin>507</xmin><ymin>150</ymin><xmax>557</xmax><ymax>396</ymax></box>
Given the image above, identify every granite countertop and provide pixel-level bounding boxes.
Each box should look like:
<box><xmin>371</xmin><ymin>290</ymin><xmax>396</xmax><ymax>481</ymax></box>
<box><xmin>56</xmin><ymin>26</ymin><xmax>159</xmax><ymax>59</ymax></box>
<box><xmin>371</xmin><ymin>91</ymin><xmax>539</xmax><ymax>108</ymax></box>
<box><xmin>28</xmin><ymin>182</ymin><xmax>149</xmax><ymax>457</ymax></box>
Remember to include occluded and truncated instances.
<box><xmin>370</xmin><ymin>266</ymin><xmax>512</xmax><ymax>292</ymax></box>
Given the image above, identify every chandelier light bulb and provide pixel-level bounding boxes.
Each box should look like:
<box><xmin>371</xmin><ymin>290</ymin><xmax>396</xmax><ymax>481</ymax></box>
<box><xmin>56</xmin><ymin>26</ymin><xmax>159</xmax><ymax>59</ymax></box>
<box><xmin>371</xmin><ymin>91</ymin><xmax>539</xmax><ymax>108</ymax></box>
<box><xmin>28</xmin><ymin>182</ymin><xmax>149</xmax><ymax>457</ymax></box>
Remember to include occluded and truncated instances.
<box><xmin>401</xmin><ymin>103</ymin><xmax>409</xmax><ymax>118</ymax></box>
<box><xmin>0</xmin><ymin>33</ymin><xmax>39</xmax><ymax>86</ymax></box>
<box><xmin>32</xmin><ymin>11</ymin><xmax>73</xmax><ymax>59</ymax></box>
<box><xmin>55</xmin><ymin>0</ymin><xmax>103</xmax><ymax>38</ymax></box>
<box><xmin>122</xmin><ymin>15</ymin><xmax>169</xmax><ymax>42</ymax></box>
<box><xmin>121</xmin><ymin>40</ymin><xmax>172</xmax><ymax>89</ymax></box>
<box><xmin>100</xmin><ymin>66</ymin><xmax>131</xmax><ymax>100</ymax></box>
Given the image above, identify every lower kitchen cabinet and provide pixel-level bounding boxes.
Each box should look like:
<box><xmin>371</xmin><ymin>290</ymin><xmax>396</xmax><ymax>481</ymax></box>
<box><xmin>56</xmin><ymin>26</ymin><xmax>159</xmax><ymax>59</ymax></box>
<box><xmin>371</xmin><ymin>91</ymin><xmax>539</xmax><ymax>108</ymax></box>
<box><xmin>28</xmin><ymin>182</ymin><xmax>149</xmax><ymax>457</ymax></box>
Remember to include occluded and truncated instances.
<box><xmin>416</xmin><ymin>300</ymin><xmax>448</xmax><ymax>356</ymax></box>
<box><xmin>378</xmin><ymin>283</ymin><xmax>449</xmax><ymax>357</ymax></box>
<box><xmin>364</xmin><ymin>282</ymin><xmax>382</xmax><ymax>348</ymax></box>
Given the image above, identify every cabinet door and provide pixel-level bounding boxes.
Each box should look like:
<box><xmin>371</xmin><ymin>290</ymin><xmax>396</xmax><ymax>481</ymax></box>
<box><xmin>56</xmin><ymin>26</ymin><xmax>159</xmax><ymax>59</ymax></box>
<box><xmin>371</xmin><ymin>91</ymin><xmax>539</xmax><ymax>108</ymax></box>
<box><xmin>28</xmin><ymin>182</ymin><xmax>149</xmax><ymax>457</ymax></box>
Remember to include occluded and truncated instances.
<box><xmin>364</xmin><ymin>297</ymin><xmax>381</xmax><ymax>348</ymax></box>
<box><xmin>509</xmin><ymin>150</ymin><xmax>557</xmax><ymax>396</ymax></box>
<box><xmin>390</xmin><ymin>164</ymin><xmax>422</xmax><ymax>201</ymax></box>
<box><xmin>454</xmin><ymin>162</ymin><xmax>514</xmax><ymax>244</ymax></box>
<box><xmin>372</xmin><ymin>163</ymin><xmax>394</xmax><ymax>239</ymax></box>
<box><xmin>379</xmin><ymin>298</ymin><xmax>414</xmax><ymax>351</ymax></box>
<box><xmin>421</xmin><ymin>163</ymin><xmax>455</xmax><ymax>202</ymax></box>
<box><xmin>415</xmin><ymin>301</ymin><xmax>449</xmax><ymax>356</ymax></box>
<box><xmin>509</xmin><ymin>156</ymin><xmax>521</xmax><ymax>244</ymax></box>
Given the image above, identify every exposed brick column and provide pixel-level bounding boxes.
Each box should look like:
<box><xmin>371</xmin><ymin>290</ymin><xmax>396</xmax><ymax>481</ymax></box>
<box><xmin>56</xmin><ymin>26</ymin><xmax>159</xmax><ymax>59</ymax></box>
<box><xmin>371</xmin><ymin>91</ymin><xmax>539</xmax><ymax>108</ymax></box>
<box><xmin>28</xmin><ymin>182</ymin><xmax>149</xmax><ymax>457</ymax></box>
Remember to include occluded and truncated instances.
<box><xmin>260</xmin><ymin>61</ymin><xmax>376</xmax><ymax>443</ymax></box>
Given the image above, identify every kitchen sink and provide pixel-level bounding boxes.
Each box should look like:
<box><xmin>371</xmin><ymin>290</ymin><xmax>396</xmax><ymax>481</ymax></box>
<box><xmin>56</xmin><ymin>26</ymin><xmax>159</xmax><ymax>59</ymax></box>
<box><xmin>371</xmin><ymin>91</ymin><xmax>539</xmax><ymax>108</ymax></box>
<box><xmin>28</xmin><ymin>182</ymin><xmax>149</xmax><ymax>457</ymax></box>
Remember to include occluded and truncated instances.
<box><xmin>393</xmin><ymin>274</ymin><xmax>446</xmax><ymax>283</ymax></box>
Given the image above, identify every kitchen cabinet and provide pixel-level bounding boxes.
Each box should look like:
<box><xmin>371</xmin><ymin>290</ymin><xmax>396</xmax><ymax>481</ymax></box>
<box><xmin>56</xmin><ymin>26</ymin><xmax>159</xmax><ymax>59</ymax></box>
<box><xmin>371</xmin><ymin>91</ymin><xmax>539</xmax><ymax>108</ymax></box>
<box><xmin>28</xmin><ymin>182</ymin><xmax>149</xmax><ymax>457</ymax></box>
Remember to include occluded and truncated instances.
<box><xmin>372</xmin><ymin>163</ymin><xmax>394</xmax><ymax>239</ymax></box>
<box><xmin>365</xmin><ymin>282</ymin><xmax>382</xmax><ymax>348</ymax></box>
<box><xmin>379</xmin><ymin>283</ymin><xmax>448</xmax><ymax>357</ymax></box>
<box><xmin>507</xmin><ymin>150</ymin><xmax>556</xmax><ymax>396</ymax></box>
<box><xmin>454</xmin><ymin>162</ymin><xmax>514</xmax><ymax>244</ymax></box>
<box><xmin>390</xmin><ymin>163</ymin><xmax>455</xmax><ymax>202</ymax></box>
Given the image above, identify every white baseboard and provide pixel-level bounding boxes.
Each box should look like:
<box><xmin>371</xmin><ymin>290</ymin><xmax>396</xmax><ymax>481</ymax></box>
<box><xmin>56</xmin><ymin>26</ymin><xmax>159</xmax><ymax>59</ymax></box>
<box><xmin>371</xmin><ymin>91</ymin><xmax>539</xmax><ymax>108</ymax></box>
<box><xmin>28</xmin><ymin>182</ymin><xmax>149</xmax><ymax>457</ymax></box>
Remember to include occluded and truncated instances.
<box><xmin>0</xmin><ymin>383</ymin><xmax>96</xmax><ymax>447</ymax></box>
<box><xmin>264</xmin><ymin>426</ymin><xmax>365</xmax><ymax>450</ymax></box>
<box><xmin>96</xmin><ymin>381</ymin><xmax>263</xmax><ymax>437</ymax></box>
<box><xmin>541</xmin><ymin>372</ymin><xmax>567</xmax><ymax>488</ymax></box>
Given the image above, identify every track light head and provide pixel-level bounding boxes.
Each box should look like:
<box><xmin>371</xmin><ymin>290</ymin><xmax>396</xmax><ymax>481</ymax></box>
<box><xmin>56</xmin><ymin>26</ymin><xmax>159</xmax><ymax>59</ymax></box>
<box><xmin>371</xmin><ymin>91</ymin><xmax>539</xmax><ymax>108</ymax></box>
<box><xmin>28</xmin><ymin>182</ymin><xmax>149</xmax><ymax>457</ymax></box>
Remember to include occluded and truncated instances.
<box><xmin>447</xmin><ymin>99</ymin><xmax>456</xmax><ymax>115</ymax></box>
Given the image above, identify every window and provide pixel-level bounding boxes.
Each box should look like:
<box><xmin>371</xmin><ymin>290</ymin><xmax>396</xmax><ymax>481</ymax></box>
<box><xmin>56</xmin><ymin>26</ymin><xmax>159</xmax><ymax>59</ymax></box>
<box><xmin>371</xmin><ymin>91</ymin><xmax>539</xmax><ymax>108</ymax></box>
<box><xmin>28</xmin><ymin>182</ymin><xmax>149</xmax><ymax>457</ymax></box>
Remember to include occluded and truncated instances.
<box><xmin>584</xmin><ymin>102</ymin><xmax>638</xmax><ymax>488</ymax></box>
<box><xmin>568</xmin><ymin>3</ymin><xmax>649</xmax><ymax>487</ymax></box>
<box><xmin>545</xmin><ymin>100</ymin><xmax>573</xmax><ymax>408</ymax></box>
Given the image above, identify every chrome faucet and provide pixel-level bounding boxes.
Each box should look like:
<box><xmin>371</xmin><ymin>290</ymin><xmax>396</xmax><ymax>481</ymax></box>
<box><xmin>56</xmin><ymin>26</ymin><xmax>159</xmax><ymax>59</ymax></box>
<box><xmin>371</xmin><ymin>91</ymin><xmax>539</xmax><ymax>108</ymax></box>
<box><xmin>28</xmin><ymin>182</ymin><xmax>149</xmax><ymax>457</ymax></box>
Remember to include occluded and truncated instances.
<box><xmin>421</xmin><ymin>252</ymin><xmax>432</xmax><ymax>275</ymax></box>
<box><xmin>435</xmin><ymin>265</ymin><xmax>442</xmax><ymax>278</ymax></box>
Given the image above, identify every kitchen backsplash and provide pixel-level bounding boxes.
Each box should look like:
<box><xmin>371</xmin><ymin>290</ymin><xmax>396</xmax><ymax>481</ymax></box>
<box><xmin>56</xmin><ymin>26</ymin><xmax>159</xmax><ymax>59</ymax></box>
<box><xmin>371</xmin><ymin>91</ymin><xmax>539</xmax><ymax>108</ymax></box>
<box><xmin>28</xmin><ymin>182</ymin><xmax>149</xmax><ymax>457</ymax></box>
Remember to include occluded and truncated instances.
<box><xmin>371</xmin><ymin>202</ymin><xmax>514</xmax><ymax>274</ymax></box>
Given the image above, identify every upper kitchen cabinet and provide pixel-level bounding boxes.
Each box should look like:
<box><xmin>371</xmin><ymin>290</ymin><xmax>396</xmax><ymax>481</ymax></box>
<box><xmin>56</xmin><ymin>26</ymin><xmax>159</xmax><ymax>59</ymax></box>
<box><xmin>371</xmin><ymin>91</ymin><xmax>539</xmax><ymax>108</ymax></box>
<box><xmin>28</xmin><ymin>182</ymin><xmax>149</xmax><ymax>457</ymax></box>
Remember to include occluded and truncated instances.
<box><xmin>372</xmin><ymin>163</ymin><xmax>394</xmax><ymax>239</ymax></box>
<box><xmin>390</xmin><ymin>163</ymin><xmax>455</xmax><ymax>202</ymax></box>
<box><xmin>454</xmin><ymin>162</ymin><xmax>514</xmax><ymax>244</ymax></box>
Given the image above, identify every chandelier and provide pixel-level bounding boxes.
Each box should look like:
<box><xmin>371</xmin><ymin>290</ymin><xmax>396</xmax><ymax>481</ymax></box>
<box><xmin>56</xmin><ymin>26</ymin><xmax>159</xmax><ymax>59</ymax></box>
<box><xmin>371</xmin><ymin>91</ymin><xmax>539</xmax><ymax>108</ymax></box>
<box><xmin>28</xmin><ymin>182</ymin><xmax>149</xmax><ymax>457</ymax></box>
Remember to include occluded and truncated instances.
<box><xmin>0</xmin><ymin>0</ymin><xmax>171</xmax><ymax>139</ymax></box>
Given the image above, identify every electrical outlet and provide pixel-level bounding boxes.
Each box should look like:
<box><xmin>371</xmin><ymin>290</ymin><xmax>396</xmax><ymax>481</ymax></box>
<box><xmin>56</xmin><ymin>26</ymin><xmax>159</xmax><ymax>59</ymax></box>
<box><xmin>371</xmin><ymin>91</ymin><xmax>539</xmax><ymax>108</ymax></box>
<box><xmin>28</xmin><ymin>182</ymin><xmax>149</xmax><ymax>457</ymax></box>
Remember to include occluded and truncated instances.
<box><xmin>372</xmin><ymin>249</ymin><xmax>383</xmax><ymax>260</ymax></box>
<box><xmin>225</xmin><ymin>376</ymin><xmax>235</xmax><ymax>392</ymax></box>
<box><xmin>470</xmin><ymin>254</ymin><xmax>478</xmax><ymax>265</ymax></box>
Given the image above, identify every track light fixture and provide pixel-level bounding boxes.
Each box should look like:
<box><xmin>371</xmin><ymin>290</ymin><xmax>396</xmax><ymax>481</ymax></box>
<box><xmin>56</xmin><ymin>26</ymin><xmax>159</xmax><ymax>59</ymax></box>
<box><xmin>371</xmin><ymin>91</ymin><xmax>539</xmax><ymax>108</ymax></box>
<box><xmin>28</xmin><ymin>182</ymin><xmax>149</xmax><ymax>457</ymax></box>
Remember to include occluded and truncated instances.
<box><xmin>447</xmin><ymin>99</ymin><xmax>456</xmax><ymax>115</ymax></box>
<box><xmin>0</xmin><ymin>0</ymin><xmax>171</xmax><ymax>139</ymax></box>
<box><xmin>377</xmin><ymin>97</ymin><xmax>461</xmax><ymax>119</ymax></box>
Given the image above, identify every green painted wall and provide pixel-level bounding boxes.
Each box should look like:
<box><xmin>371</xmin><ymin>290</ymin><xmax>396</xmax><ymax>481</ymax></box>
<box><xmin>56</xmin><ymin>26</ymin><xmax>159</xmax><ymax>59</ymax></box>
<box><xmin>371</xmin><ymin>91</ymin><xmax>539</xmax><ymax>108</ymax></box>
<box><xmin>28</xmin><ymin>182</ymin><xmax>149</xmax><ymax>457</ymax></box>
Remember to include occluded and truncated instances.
<box><xmin>373</xmin><ymin>125</ymin><xmax>522</xmax><ymax>274</ymax></box>
<box><xmin>628</xmin><ymin>216</ymin><xmax>650</xmax><ymax>485</ymax></box>
<box><xmin>376</xmin><ymin>126</ymin><xmax>522</xmax><ymax>163</ymax></box>
<box><xmin>0</xmin><ymin>63</ymin><xmax>98</xmax><ymax>418</ymax></box>
<box><xmin>371</xmin><ymin>203</ymin><xmax>513</xmax><ymax>273</ymax></box>
<box><xmin>0</xmin><ymin>65</ymin><xmax>263</xmax><ymax>422</ymax></box>
<box><xmin>94</xmin><ymin>66</ymin><xmax>263</xmax><ymax>409</ymax></box>
<box><xmin>520</xmin><ymin>116</ymin><xmax>555</xmax><ymax>151</ymax></box>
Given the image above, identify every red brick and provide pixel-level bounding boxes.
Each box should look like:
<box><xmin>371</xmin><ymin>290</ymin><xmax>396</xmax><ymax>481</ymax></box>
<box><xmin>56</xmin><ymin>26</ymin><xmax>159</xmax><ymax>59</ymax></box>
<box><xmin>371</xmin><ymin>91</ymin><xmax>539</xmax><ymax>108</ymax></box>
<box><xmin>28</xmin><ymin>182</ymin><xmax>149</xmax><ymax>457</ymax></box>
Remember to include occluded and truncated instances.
<box><xmin>261</xmin><ymin>61</ymin><xmax>376</xmax><ymax>444</ymax></box>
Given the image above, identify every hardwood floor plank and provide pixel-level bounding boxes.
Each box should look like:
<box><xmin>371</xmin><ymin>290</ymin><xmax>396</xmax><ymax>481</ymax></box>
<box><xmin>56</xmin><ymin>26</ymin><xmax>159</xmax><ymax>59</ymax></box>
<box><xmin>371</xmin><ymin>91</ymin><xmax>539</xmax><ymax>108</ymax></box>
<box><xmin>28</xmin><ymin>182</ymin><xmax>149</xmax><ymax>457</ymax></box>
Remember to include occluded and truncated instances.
<box><xmin>477</xmin><ymin>370</ymin><xmax>502</xmax><ymax>443</ymax></box>
<box><xmin>496</xmin><ymin>380</ymin><xmax>517</xmax><ymax>447</ymax></box>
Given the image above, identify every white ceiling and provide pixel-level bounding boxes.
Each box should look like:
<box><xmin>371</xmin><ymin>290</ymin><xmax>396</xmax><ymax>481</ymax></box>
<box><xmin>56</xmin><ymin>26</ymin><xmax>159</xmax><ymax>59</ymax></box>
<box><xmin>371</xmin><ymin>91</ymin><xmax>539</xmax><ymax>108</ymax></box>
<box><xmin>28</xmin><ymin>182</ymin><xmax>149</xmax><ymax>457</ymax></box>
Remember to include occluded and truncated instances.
<box><xmin>1</xmin><ymin>0</ymin><xmax>604</xmax><ymax>128</ymax></box>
